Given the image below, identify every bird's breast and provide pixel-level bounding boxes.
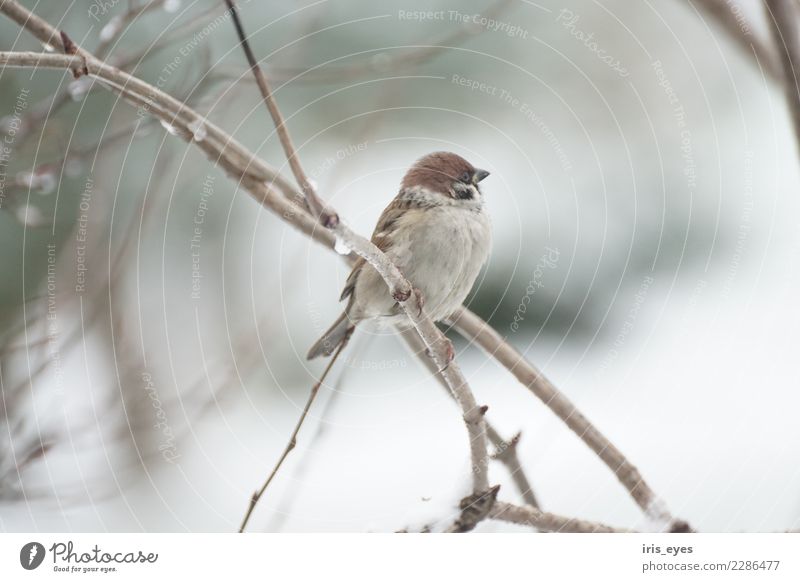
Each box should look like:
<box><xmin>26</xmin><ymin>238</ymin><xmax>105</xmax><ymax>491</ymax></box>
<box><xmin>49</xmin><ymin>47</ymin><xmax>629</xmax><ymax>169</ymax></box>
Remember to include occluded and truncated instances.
<box><xmin>389</xmin><ymin>206</ymin><xmax>491</xmax><ymax>320</ymax></box>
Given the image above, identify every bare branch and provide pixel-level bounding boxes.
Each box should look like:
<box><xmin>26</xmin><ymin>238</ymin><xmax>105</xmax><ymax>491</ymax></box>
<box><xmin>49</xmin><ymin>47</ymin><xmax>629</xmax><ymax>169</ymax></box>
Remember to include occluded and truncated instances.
<box><xmin>765</xmin><ymin>0</ymin><xmax>800</xmax><ymax>159</ymax></box>
<box><xmin>239</xmin><ymin>340</ymin><xmax>348</xmax><ymax>533</ymax></box>
<box><xmin>94</xmin><ymin>0</ymin><xmax>166</xmax><ymax>59</ymax></box>
<box><xmin>446</xmin><ymin>485</ymin><xmax>501</xmax><ymax>532</ymax></box>
<box><xmin>489</xmin><ymin>501</ymin><xmax>634</xmax><ymax>533</ymax></box>
<box><xmin>447</xmin><ymin>306</ymin><xmax>680</xmax><ymax>528</ymax></box>
<box><xmin>690</xmin><ymin>0</ymin><xmax>781</xmax><ymax>80</ymax></box>
<box><xmin>488</xmin><ymin>430</ymin><xmax>539</xmax><ymax>509</ymax></box>
<box><xmin>222</xmin><ymin>0</ymin><xmax>333</xmax><ymax>225</ymax></box>
<box><xmin>399</xmin><ymin>327</ymin><xmax>539</xmax><ymax>508</ymax></box>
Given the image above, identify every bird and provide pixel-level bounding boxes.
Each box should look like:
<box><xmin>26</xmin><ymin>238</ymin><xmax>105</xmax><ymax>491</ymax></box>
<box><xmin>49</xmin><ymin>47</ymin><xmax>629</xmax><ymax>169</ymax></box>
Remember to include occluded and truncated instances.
<box><xmin>307</xmin><ymin>151</ymin><xmax>492</xmax><ymax>360</ymax></box>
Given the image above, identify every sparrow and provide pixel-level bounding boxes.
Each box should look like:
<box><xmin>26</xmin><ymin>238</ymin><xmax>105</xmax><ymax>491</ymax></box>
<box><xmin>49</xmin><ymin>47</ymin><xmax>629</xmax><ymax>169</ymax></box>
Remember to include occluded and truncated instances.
<box><xmin>307</xmin><ymin>151</ymin><xmax>492</xmax><ymax>359</ymax></box>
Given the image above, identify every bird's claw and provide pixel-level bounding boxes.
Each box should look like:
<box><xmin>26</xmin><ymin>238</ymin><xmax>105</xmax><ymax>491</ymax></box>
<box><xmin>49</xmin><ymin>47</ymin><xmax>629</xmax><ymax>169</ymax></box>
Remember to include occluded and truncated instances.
<box><xmin>392</xmin><ymin>286</ymin><xmax>411</xmax><ymax>303</ymax></box>
<box><xmin>428</xmin><ymin>338</ymin><xmax>455</xmax><ymax>374</ymax></box>
<box><xmin>413</xmin><ymin>288</ymin><xmax>425</xmax><ymax>317</ymax></box>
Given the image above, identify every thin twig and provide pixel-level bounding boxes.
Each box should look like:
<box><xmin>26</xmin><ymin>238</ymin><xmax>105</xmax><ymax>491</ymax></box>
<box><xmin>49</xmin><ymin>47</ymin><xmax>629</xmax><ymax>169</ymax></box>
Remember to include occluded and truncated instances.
<box><xmin>488</xmin><ymin>429</ymin><xmax>539</xmax><ymax>509</ymax></box>
<box><xmin>765</xmin><ymin>0</ymin><xmax>800</xmax><ymax>160</ymax></box>
<box><xmin>222</xmin><ymin>0</ymin><xmax>333</xmax><ymax>225</ymax></box>
<box><xmin>239</xmin><ymin>339</ymin><xmax>348</xmax><ymax>533</ymax></box>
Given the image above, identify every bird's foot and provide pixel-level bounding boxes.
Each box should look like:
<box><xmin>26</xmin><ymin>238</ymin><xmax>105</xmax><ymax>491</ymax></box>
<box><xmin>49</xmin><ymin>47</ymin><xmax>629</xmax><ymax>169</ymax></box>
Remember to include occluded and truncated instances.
<box><xmin>427</xmin><ymin>338</ymin><xmax>455</xmax><ymax>373</ymax></box>
<box><xmin>412</xmin><ymin>288</ymin><xmax>425</xmax><ymax>317</ymax></box>
<box><xmin>392</xmin><ymin>285</ymin><xmax>411</xmax><ymax>303</ymax></box>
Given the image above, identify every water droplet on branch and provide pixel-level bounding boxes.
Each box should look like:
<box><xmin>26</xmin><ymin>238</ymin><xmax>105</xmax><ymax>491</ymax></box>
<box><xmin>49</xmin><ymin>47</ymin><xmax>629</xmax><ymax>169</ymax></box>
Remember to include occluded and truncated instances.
<box><xmin>159</xmin><ymin>119</ymin><xmax>179</xmax><ymax>136</ymax></box>
<box><xmin>334</xmin><ymin>237</ymin><xmax>351</xmax><ymax>256</ymax></box>
<box><xmin>68</xmin><ymin>77</ymin><xmax>91</xmax><ymax>101</ymax></box>
<box><xmin>188</xmin><ymin>118</ymin><xmax>207</xmax><ymax>142</ymax></box>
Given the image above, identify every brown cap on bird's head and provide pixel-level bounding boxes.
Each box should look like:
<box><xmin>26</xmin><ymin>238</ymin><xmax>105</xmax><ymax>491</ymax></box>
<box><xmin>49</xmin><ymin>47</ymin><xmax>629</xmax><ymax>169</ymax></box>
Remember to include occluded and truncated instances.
<box><xmin>401</xmin><ymin>152</ymin><xmax>490</xmax><ymax>197</ymax></box>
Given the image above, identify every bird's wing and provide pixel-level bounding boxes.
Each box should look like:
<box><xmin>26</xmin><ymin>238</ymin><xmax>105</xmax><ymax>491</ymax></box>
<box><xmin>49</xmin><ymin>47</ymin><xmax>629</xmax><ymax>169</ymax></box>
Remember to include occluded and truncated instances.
<box><xmin>339</xmin><ymin>195</ymin><xmax>405</xmax><ymax>302</ymax></box>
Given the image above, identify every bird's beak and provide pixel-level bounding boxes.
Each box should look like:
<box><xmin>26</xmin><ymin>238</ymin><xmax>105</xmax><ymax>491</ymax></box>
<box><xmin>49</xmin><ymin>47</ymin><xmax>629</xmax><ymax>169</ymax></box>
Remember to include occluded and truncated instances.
<box><xmin>474</xmin><ymin>169</ymin><xmax>490</xmax><ymax>183</ymax></box>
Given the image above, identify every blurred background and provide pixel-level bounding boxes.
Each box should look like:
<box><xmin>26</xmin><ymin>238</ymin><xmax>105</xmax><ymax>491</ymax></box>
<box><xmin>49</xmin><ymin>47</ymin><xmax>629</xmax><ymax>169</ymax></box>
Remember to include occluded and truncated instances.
<box><xmin>0</xmin><ymin>0</ymin><xmax>799</xmax><ymax>532</ymax></box>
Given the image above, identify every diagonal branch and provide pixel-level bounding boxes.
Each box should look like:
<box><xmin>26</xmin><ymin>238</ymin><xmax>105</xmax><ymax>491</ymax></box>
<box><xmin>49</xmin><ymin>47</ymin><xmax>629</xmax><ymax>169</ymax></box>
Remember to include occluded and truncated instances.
<box><xmin>239</xmin><ymin>340</ymin><xmax>348</xmax><ymax>533</ymax></box>
<box><xmin>765</xmin><ymin>0</ymin><xmax>800</xmax><ymax>160</ymax></box>
<box><xmin>222</xmin><ymin>0</ymin><xmax>333</xmax><ymax>225</ymax></box>
<box><xmin>447</xmin><ymin>307</ymin><xmax>688</xmax><ymax>531</ymax></box>
<box><xmin>690</xmin><ymin>0</ymin><xmax>781</xmax><ymax>81</ymax></box>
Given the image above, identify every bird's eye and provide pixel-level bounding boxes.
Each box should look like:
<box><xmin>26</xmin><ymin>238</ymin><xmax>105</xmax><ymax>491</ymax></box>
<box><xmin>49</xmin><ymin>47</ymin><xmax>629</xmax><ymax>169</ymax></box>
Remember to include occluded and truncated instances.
<box><xmin>459</xmin><ymin>171</ymin><xmax>471</xmax><ymax>183</ymax></box>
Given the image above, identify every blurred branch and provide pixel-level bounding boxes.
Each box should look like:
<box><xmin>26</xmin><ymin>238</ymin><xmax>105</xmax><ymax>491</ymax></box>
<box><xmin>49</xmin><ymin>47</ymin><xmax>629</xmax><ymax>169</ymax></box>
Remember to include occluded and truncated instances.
<box><xmin>0</xmin><ymin>0</ymin><xmax>166</xmax><ymax>139</ymax></box>
<box><xmin>212</xmin><ymin>0</ymin><xmax>514</xmax><ymax>86</ymax></box>
<box><xmin>489</xmin><ymin>501</ymin><xmax>634</xmax><ymax>533</ymax></box>
<box><xmin>93</xmin><ymin>0</ymin><xmax>166</xmax><ymax>59</ymax></box>
<box><xmin>691</xmin><ymin>0</ymin><xmax>781</xmax><ymax>80</ymax></box>
<box><xmin>764</xmin><ymin>0</ymin><xmax>800</xmax><ymax>158</ymax></box>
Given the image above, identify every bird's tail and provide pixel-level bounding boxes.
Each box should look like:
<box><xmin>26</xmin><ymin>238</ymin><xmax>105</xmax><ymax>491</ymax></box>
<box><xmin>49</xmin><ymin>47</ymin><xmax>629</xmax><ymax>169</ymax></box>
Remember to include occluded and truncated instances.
<box><xmin>307</xmin><ymin>311</ymin><xmax>355</xmax><ymax>359</ymax></box>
